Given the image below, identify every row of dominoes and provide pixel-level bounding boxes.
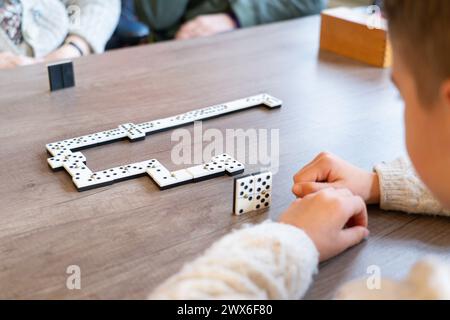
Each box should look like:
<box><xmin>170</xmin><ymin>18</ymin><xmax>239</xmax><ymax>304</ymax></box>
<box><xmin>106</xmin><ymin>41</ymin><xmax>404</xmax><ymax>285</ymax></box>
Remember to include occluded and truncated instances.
<box><xmin>47</xmin><ymin>149</ymin><xmax>272</xmax><ymax>215</ymax></box>
<box><xmin>46</xmin><ymin>126</ymin><xmax>144</xmax><ymax>157</ymax></box>
<box><xmin>132</xmin><ymin>95</ymin><xmax>281</xmax><ymax>136</ymax></box>
<box><xmin>46</xmin><ymin>128</ymin><xmax>128</xmax><ymax>157</ymax></box>
<box><xmin>137</xmin><ymin>104</ymin><xmax>230</xmax><ymax>134</ymax></box>
<box><xmin>46</xmin><ymin>94</ymin><xmax>282</xmax><ymax>156</ymax></box>
<box><xmin>49</xmin><ymin>153</ymin><xmax>245</xmax><ymax>191</ymax></box>
<box><xmin>148</xmin><ymin>154</ymin><xmax>244</xmax><ymax>189</ymax></box>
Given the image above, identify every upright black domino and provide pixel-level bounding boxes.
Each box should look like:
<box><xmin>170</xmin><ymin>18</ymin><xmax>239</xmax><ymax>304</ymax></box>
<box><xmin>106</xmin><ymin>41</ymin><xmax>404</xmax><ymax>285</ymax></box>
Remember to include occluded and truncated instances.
<box><xmin>48</xmin><ymin>61</ymin><xmax>75</xmax><ymax>92</ymax></box>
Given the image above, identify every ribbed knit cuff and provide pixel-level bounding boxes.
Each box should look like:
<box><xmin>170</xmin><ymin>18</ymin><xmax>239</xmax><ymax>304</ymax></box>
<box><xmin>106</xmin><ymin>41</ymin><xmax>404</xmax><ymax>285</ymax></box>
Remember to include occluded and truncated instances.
<box><xmin>374</xmin><ymin>159</ymin><xmax>410</xmax><ymax>212</ymax></box>
<box><xmin>374</xmin><ymin>159</ymin><xmax>450</xmax><ymax>215</ymax></box>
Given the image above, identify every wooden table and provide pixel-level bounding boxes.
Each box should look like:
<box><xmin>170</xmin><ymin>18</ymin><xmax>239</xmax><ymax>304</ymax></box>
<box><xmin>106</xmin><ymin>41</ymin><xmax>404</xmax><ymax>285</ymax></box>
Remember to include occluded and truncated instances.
<box><xmin>1</xmin><ymin>15</ymin><xmax>450</xmax><ymax>300</ymax></box>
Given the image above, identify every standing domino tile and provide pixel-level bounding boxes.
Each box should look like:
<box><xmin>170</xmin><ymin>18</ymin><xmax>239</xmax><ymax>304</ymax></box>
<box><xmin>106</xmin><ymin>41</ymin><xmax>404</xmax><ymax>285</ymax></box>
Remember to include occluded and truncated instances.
<box><xmin>233</xmin><ymin>174</ymin><xmax>256</xmax><ymax>215</ymax></box>
<box><xmin>48</xmin><ymin>61</ymin><xmax>75</xmax><ymax>92</ymax></box>
<box><xmin>233</xmin><ymin>172</ymin><xmax>272</xmax><ymax>216</ymax></box>
<box><xmin>253</xmin><ymin>172</ymin><xmax>272</xmax><ymax>211</ymax></box>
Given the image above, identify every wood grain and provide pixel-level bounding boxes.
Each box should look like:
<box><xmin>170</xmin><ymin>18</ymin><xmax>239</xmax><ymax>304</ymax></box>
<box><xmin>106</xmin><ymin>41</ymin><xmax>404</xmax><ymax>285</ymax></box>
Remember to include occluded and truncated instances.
<box><xmin>0</xmin><ymin>15</ymin><xmax>445</xmax><ymax>300</ymax></box>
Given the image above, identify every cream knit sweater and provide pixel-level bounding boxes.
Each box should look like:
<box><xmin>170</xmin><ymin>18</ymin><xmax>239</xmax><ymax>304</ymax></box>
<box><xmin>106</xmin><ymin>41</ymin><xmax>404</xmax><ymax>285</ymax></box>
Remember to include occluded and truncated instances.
<box><xmin>150</xmin><ymin>158</ymin><xmax>450</xmax><ymax>300</ymax></box>
<box><xmin>0</xmin><ymin>0</ymin><xmax>119</xmax><ymax>57</ymax></box>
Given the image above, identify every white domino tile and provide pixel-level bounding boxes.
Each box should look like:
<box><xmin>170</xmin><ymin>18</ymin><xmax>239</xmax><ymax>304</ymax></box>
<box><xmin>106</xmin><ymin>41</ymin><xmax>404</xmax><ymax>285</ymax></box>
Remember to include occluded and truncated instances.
<box><xmin>63</xmin><ymin>157</ymin><xmax>93</xmax><ymax>178</ymax></box>
<box><xmin>47</xmin><ymin>151</ymin><xmax>85</xmax><ymax>170</ymax></box>
<box><xmin>46</xmin><ymin>143</ymin><xmax>72</xmax><ymax>157</ymax></box>
<box><xmin>262</xmin><ymin>94</ymin><xmax>283</xmax><ymax>108</ymax></box>
<box><xmin>138</xmin><ymin>117</ymin><xmax>177</xmax><ymax>133</ymax></box>
<box><xmin>170</xmin><ymin>169</ymin><xmax>194</xmax><ymax>185</ymax></box>
<box><xmin>99</xmin><ymin>161</ymin><xmax>147</xmax><ymax>181</ymax></box>
<box><xmin>234</xmin><ymin>175</ymin><xmax>257</xmax><ymax>216</ymax></box>
<box><xmin>73</xmin><ymin>175</ymin><xmax>96</xmax><ymax>190</ymax></box>
<box><xmin>211</xmin><ymin>153</ymin><xmax>245</xmax><ymax>175</ymax></box>
<box><xmin>186</xmin><ymin>162</ymin><xmax>226</xmax><ymax>181</ymax></box>
<box><xmin>147</xmin><ymin>163</ymin><xmax>195</xmax><ymax>189</ymax></box>
<box><xmin>233</xmin><ymin>172</ymin><xmax>272</xmax><ymax>216</ymax></box>
<box><xmin>100</xmin><ymin>127</ymin><xmax>128</xmax><ymax>142</ymax></box>
<box><xmin>253</xmin><ymin>172</ymin><xmax>272</xmax><ymax>211</ymax></box>
<box><xmin>224</xmin><ymin>160</ymin><xmax>245</xmax><ymax>174</ymax></box>
<box><xmin>185</xmin><ymin>165</ymin><xmax>213</xmax><ymax>181</ymax></box>
<box><xmin>254</xmin><ymin>172</ymin><xmax>272</xmax><ymax>194</ymax></box>
<box><xmin>150</xmin><ymin>118</ymin><xmax>172</xmax><ymax>132</ymax></box>
<box><xmin>72</xmin><ymin>162</ymin><xmax>150</xmax><ymax>190</ymax></box>
<box><xmin>84</xmin><ymin>171</ymin><xmax>114</xmax><ymax>186</ymax></box>
<box><xmin>146</xmin><ymin>161</ymin><xmax>177</xmax><ymax>188</ymax></box>
<box><xmin>137</xmin><ymin>121</ymin><xmax>155</xmax><ymax>133</ymax></box>
<box><xmin>120</xmin><ymin>123</ymin><xmax>146</xmax><ymax>141</ymax></box>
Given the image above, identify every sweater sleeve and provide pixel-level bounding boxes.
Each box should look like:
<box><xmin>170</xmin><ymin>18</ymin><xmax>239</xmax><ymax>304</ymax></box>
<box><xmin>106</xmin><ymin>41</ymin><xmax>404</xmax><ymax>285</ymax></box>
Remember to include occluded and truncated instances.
<box><xmin>374</xmin><ymin>158</ymin><xmax>450</xmax><ymax>216</ymax></box>
<box><xmin>229</xmin><ymin>0</ymin><xmax>327</xmax><ymax>28</ymax></box>
<box><xmin>64</xmin><ymin>0</ymin><xmax>120</xmax><ymax>53</ymax></box>
<box><xmin>149</xmin><ymin>221</ymin><xmax>319</xmax><ymax>300</ymax></box>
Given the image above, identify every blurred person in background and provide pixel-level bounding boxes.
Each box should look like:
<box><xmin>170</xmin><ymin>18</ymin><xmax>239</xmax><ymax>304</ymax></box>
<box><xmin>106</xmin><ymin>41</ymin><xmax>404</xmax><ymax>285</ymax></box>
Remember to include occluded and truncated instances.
<box><xmin>133</xmin><ymin>0</ymin><xmax>327</xmax><ymax>42</ymax></box>
<box><xmin>0</xmin><ymin>0</ymin><xmax>120</xmax><ymax>69</ymax></box>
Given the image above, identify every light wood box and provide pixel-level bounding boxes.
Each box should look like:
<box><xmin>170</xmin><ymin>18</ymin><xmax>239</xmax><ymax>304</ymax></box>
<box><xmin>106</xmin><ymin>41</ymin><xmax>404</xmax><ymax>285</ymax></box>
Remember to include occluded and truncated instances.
<box><xmin>320</xmin><ymin>7</ymin><xmax>392</xmax><ymax>68</ymax></box>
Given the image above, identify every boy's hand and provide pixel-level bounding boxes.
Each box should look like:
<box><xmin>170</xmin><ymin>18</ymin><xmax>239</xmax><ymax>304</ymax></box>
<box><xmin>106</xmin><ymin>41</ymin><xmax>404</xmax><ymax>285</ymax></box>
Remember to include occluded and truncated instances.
<box><xmin>280</xmin><ymin>188</ymin><xmax>369</xmax><ymax>262</ymax></box>
<box><xmin>292</xmin><ymin>152</ymin><xmax>381</xmax><ymax>204</ymax></box>
<box><xmin>175</xmin><ymin>14</ymin><xmax>237</xmax><ymax>40</ymax></box>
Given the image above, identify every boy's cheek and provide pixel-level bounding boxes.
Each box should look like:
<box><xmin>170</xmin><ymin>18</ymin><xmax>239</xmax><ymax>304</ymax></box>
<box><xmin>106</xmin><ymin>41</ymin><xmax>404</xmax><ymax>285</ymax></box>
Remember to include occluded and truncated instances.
<box><xmin>404</xmin><ymin>102</ymin><xmax>441</xmax><ymax>196</ymax></box>
<box><xmin>404</xmin><ymin>104</ymin><xmax>429</xmax><ymax>179</ymax></box>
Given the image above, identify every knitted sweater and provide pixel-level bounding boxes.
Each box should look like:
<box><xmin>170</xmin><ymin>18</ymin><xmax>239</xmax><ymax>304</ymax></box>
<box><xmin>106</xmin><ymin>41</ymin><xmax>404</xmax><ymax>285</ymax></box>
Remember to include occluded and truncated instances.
<box><xmin>0</xmin><ymin>0</ymin><xmax>120</xmax><ymax>57</ymax></box>
<box><xmin>150</xmin><ymin>158</ymin><xmax>450</xmax><ymax>300</ymax></box>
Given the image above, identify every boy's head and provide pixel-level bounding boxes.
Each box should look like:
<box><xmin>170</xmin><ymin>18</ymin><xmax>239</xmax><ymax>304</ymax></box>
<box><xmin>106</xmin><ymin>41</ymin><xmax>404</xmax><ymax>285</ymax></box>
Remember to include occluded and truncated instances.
<box><xmin>384</xmin><ymin>0</ymin><xmax>450</xmax><ymax>207</ymax></box>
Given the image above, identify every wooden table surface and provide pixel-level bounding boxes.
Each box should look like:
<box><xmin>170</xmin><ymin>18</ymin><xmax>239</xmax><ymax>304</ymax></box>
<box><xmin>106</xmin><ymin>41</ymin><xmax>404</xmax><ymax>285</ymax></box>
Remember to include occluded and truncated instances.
<box><xmin>1</xmin><ymin>15</ymin><xmax>450</xmax><ymax>300</ymax></box>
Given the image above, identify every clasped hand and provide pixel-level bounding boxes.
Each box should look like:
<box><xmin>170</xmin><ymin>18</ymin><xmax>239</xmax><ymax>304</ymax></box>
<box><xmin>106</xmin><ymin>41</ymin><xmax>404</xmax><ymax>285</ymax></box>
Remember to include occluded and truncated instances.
<box><xmin>280</xmin><ymin>152</ymin><xmax>380</xmax><ymax>262</ymax></box>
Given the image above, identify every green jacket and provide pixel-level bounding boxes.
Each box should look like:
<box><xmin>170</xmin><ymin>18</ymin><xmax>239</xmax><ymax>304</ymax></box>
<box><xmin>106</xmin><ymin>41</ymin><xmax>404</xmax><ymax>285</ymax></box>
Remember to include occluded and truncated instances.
<box><xmin>136</xmin><ymin>0</ymin><xmax>327</xmax><ymax>41</ymax></box>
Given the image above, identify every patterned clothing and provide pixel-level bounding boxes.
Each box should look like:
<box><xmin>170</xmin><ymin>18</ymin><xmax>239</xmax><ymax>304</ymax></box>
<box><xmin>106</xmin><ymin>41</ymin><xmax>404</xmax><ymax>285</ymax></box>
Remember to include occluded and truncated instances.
<box><xmin>0</xmin><ymin>0</ymin><xmax>119</xmax><ymax>57</ymax></box>
<box><xmin>0</xmin><ymin>0</ymin><xmax>23</xmax><ymax>45</ymax></box>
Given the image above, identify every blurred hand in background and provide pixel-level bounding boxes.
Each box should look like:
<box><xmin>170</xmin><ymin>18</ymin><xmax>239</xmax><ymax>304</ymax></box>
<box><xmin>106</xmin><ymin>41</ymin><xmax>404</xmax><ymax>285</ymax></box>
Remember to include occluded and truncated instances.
<box><xmin>175</xmin><ymin>14</ymin><xmax>237</xmax><ymax>40</ymax></box>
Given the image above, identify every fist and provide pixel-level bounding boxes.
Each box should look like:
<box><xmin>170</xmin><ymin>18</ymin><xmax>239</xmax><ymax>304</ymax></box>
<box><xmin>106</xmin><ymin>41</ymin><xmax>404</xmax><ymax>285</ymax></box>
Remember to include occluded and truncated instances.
<box><xmin>292</xmin><ymin>152</ymin><xmax>381</xmax><ymax>204</ymax></box>
<box><xmin>280</xmin><ymin>188</ymin><xmax>369</xmax><ymax>262</ymax></box>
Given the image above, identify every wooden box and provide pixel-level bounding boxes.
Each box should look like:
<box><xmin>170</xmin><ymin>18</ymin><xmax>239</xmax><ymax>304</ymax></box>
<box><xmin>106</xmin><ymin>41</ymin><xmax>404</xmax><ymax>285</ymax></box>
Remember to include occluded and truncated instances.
<box><xmin>320</xmin><ymin>7</ymin><xmax>392</xmax><ymax>68</ymax></box>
